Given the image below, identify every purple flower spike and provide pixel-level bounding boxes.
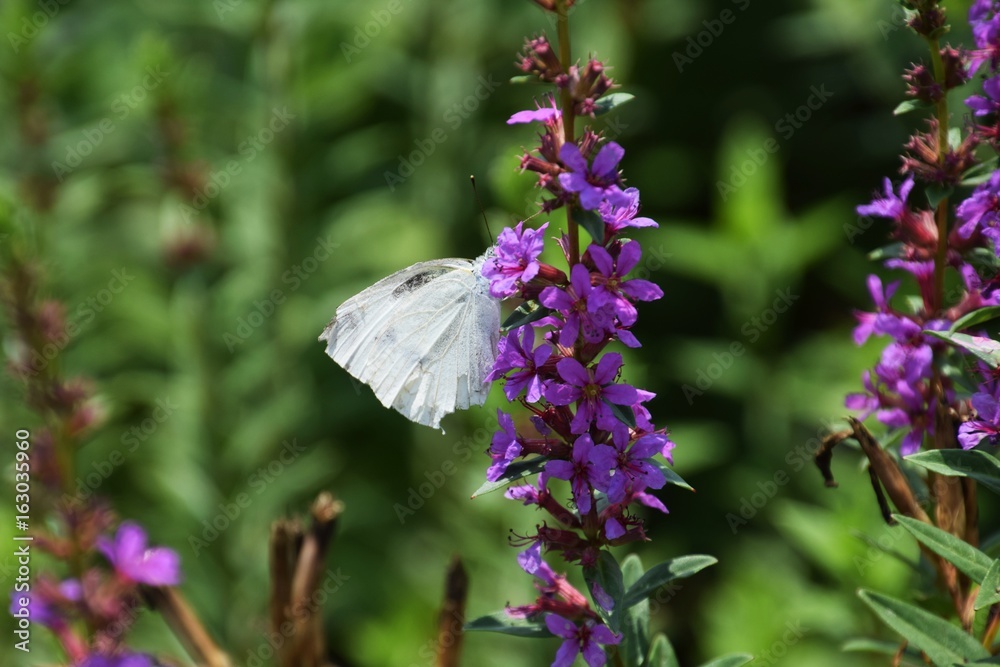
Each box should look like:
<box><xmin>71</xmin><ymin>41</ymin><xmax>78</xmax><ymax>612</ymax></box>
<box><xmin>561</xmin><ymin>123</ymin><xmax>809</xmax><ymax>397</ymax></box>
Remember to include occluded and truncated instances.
<box><xmin>97</xmin><ymin>522</ymin><xmax>181</xmax><ymax>586</ymax></box>
<box><xmin>545</xmin><ymin>435</ymin><xmax>614</xmax><ymax>514</ymax></box>
<box><xmin>483</xmin><ymin>221</ymin><xmax>549</xmax><ymax>298</ymax></box>
<box><xmin>558</xmin><ymin>142</ymin><xmax>630</xmax><ymax>211</ymax></box>
<box><xmin>545</xmin><ymin>615</ymin><xmax>621</xmax><ymax>667</ymax></box>
<box><xmin>546</xmin><ymin>353</ymin><xmax>638</xmax><ymax>434</ymax></box>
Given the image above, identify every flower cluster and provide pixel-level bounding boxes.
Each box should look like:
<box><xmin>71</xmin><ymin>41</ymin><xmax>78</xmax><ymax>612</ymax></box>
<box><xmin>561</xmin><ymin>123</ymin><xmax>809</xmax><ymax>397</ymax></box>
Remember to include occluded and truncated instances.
<box><xmin>847</xmin><ymin>0</ymin><xmax>1000</xmax><ymax>454</ymax></box>
<box><xmin>480</xmin><ymin>32</ymin><xmax>671</xmax><ymax>667</ymax></box>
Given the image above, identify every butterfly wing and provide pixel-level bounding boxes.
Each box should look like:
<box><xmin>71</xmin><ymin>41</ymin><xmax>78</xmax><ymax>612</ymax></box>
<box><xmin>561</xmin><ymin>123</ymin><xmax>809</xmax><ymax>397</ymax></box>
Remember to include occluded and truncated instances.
<box><xmin>320</xmin><ymin>257</ymin><xmax>501</xmax><ymax>430</ymax></box>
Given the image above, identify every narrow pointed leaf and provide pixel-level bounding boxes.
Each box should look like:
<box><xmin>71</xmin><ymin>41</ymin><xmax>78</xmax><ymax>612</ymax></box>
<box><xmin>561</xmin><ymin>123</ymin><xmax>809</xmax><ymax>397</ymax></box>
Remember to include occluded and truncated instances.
<box><xmin>975</xmin><ymin>559</ymin><xmax>1000</xmax><ymax>610</ymax></box>
<box><xmin>621</xmin><ymin>554</ymin><xmax>649</xmax><ymax>667</ymax></box>
<box><xmin>653</xmin><ymin>460</ymin><xmax>694</xmax><ymax>491</ymax></box>
<box><xmin>961</xmin><ymin>158</ymin><xmax>1000</xmax><ymax>186</ymax></box>
<box><xmin>894</xmin><ymin>99</ymin><xmax>928</xmax><ymax>115</ymax></box>
<box><xmin>867</xmin><ymin>242</ymin><xmax>906</xmax><ymax>261</ymax></box>
<box><xmin>842</xmin><ymin>639</ymin><xmax>926</xmax><ymax>665</ymax></box>
<box><xmin>646</xmin><ymin>634</ymin><xmax>681</xmax><ymax>667</ymax></box>
<box><xmin>593</xmin><ymin>92</ymin><xmax>635</xmax><ymax>116</ymax></box>
<box><xmin>623</xmin><ymin>555</ymin><xmax>717</xmax><ymax>608</ymax></box>
<box><xmin>606</xmin><ymin>399</ymin><xmax>636</xmax><ymax>429</ymax></box>
<box><xmin>905</xmin><ymin>449</ymin><xmax>1000</xmax><ymax>495</ymax></box>
<box><xmin>502</xmin><ymin>301</ymin><xmax>553</xmax><ymax>331</ymax></box>
<box><xmin>471</xmin><ymin>458</ymin><xmax>547</xmax><ymax>498</ymax></box>
<box><xmin>465</xmin><ymin>612</ymin><xmax>550</xmax><ymax>637</ymax></box>
<box><xmin>509</xmin><ymin>75</ymin><xmax>544</xmax><ymax>85</ymax></box>
<box><xmin>925</xmin><ymin>330</ymin><xmax>1000</xmax><ymax>368</ymax></box>
<box><xmin>857</xmin><ymin>589</ymin><xmax>990</xmax><ymax>665</ymax></box>
<box><xmin>696</xmin><ymin>655</ymin><xmax>754</xmax><ymax>667</ymax></box>
<box><xmin>926</xmin><ymin>183</ymin><xmax>953</xmax><ymax>209</ymax></box>
<box><xmin>951</xmin><ymin>306</ymin><xmax>1000</xmax><ymax>332</ymax></box>
<box><xmin>577</xmin><ymin>208</ymin><xmax>606</xmax><ymax>243</ymax></box>
<box><xmin>892</xmin><ymin>515</ymin><xmax>992</xmax><ymax>583</ymax></box>
<box><xmin>583</xmin><ymin>550</ymin><xmax>625</xmax><ymax>633</ymax></box>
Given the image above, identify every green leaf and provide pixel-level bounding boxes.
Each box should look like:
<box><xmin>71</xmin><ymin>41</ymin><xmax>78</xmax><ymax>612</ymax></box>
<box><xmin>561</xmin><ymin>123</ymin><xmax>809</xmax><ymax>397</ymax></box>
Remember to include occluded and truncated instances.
<box><xmin>894</xmin><ymin>99</ymin><xmax>929</xmax><ymax>116</ymax></box>
<box><xmin>960</xmin><ymin>158</ymin><xmax>1000</xmax><ymax>186</ymax></box>
<box><xmin>925</xmin><ymin>330</ymin><xmax>1000</xmax><ymax>368</ymax></box>
<box><xmin>867</xmin><ymin>242</ymin><xmax>906</xmax><ymax>261</ymax></box>
<box><xmin>652</xmin><ymin>459</ymin><xmax>694</xmax><ymax>491</ymax></box>
<box><xmin>906</xmin><ymin>449</ymin><xmax>1000</xmax><ymax>495</ymax></box>
<box><xmin>584</xmin><ymin>550</ymin><xmax>626</xmax><ymax>633</ymax></box>
<box><xmin>696</xmin><ymin>655</ymin><xmax>755</xmax><ymax>667</ymax></box>
<box><xmin>892</xmin><ymin>515</ymin><xmax>992</xmax><ymax>583</ymax></box>
<box><xmin>857</xmin><ymin>589</ymin><xmax>990</xmax><ymax>666</ymax></box>
<box><xmin>951</xmin><ymin>306</ymin><xmax>1000</xmax><ymax>333</ymax></box>
<box><xmin>606</xmin><ymin>399</ymin><xmax>636</xmax><ymax>429</ymax></box>
<box><xmin>577</xmin><ymin>208</ymin><xmax>606</xmax><ymax>243</ymax></box>
<box><xmin>502</xmin><ymin>301</ymin><xmax>553</xmax><ymax>331</ymax></box>
<box><xmin>621</xmin><ymin>554</ymin><xmax>650</xmax><ymax>666</ymax></box>
<box><xmin>464</xmin><ymin>612</ymin><xmax>550</xmax><ymax>637</ymax></box>
<box><xmin>926</xmin><ymin>183</ymin><xmax>954</xmax><ymax>210</ymax></box>
<box><xmin>948</xmin><ymin>127</ymin><xmax>963</xmax><ymax>151</ymax></box>
<box><xmin>509</xmin><ymin>74</ymin><xmax>544</xmax><ymax>85</ymax></box>
<box><xmin>646</xmin><ymin>634</ymin><xmax>681</xmax><ymax>667</ymax></box>
<box><xmin>593</xmin><ymin>92</ymin><xmax>635</xmax><ymax>116</ymax></box>
<box><xmin>470</xmin><ymin>458</ymin><xmax>547</xmax><ymax>498</ymax></box>
<box><xmin>842</xmin><ymin>638</ymin><xmax>926</xmax><ymax>665</ymax></box>
<box><xmin>974</xmin><ymin>559</ymin><xmax>1000</xmax><ymax>610</ymax></box>
<box><xmin>622</xmin><ymin>555</ymin><xmax>717</xmax><ymax>608</ymax></box>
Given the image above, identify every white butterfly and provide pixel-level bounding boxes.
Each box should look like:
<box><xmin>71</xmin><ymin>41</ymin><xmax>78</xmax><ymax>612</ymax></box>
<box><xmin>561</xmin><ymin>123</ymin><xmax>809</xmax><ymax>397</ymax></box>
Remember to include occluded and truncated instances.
<box><xmin>319</xmin><ymin>250</ymin><xmax>501</xmax><ymax>431</ymax></box>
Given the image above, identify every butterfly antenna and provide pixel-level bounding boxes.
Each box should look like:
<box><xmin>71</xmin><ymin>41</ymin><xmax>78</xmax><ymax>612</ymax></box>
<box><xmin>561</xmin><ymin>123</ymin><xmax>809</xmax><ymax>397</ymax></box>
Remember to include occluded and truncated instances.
<box><xmin>470</xmin><ymin>175</ymin><xmax>494</xmax><ymax>243</ymax></box>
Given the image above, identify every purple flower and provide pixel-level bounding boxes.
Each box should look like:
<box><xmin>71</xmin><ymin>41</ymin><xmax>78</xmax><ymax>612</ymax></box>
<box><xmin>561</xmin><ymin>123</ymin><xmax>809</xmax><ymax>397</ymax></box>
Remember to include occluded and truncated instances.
<box><xmin>545</xmin><ymin>435</ymin><xmax>615</xmax><ymax>514</ymax></box>
<box><xmin>546</xmin><ymin>353</ymin><xmax>638</xmax><ymax>434</ymax></box>
<box><xmin>488</xmin><ymin>327</ymin><xmax>553</xmax><ymax>402</ymax></box>
<box><xmin>541</xmin><ymin>264</ymin><xmax>610</xmax><ymax>347</ymax></box>
<box><xmin>487</xmin><ymin>411</ymin><xmax>524</xmax><ymax>482</ymax></box>
<box><xmin>598</xmin><ymin>187</ymin><xmax>657</xmax><ymax>235</ymax></box>
<box><xmin>483</xmin><ymin>222</ymin><xmax>549</xmax><ymax>298</ymax></box>
<box><xmin>508</xmin><ymin>98</ymin><xmax>562</xmax><ymax>125</ymax></box>
<box><xmin>967</xmin><ymin>76</ymin><xmax>1000</xmax><ymax>118</ymax></box>
<box><xmin>598</xmin><ymin>432</ymin><xmax>668</xmax><ymax>503</ymax></box>
<box><xmin>558</xmin><ymin>142</ymin><xmax>630</xmax><ymax>210</ymax></box>
<box><xmin>959</xmin><ymin>383</ymin><xmax>1000</xmax><ymax>449</ymax></box>
<box><xmin>588</xmin><ymin>242</ymin><xmax>663</xmax><ymax>326</ymax></box>
<box><xmin>545</xmin><ymin>615</ymin><xmax>621</xmax><ymax>667</ymax></box>
<box><xmin>956</xmin><ymin>171</ymin><xmax>1000</xmax><ymax>246</ymax></box>
<box><xmin>97</xmin><ymin>522</ymin><xmax>181</xmax><ymax>586</ymax></box>
<box><xmin>853</xmin><ymin>274</ymin><xmax>899</xmax><ymax>345</ymax></box>
<box><xmin>971</xmin><ymin>1</ymin><xmax>1000</xmax><ymax>50</ymax></box>
<box><xmin>857</xmin><ymin>177</ymin><xmax>915</xmax><ymax>221</ymax></box>
<box><xmin>79</xmin><ymin>653</ymin><xmax>156</xmax><ymax>667</ymax></box>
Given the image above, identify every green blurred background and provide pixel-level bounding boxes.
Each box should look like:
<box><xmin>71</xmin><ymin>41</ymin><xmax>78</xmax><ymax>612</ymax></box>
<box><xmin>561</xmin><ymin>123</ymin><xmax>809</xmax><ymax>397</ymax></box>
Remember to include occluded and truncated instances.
<box><xmin>1</xmin><ymin>0</ymin><xmax>997</xmax><ymax>665</ymax></box>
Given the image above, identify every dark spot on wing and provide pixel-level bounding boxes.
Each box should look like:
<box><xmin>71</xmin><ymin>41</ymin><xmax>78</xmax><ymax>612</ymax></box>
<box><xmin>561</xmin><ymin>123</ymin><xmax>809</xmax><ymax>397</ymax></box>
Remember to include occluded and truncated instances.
<box><xmin>391</xmin><ymin>268</ymin><xmax>450</xmax><ymax>297</ymax></box>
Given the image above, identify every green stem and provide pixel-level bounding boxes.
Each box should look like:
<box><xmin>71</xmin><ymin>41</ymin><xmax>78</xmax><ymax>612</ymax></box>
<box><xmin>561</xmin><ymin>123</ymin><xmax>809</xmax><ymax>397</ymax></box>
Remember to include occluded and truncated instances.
<box><xmin>556</xmin><ymin>0</ymin><xmax>578</xmax><ymax>266</ymax></box>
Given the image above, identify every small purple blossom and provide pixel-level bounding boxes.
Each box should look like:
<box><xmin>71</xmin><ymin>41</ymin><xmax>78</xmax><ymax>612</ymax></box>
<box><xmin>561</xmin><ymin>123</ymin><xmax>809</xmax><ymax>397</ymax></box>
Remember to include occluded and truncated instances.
<box><xmin>488</xmin><ymin>327</ymin><xmax>553</xmax><ymax>402</ymax></box>
<box><xmin>488</xmin><ymin>411</ymin><xmax>524</xmax><ymax>482</ymax></box>
<box><xmin>956</xmin><ymin>171</ymin><xmax>1000</xmax><ymax>246</ymax></box>
<box><xmin>545</xmin><ymin>435</ymin><xmax>614</xmax><ymax>514</ymax></box>
<box><xmin>508</xmin><ymin>97</ymin><xmax>562</xmax><ymax>125</ymax></box>
<box><xmin>8</xmin><ymin>579</ymin><xmax>81</xmax><ymax>629</ymax></box>
<box><xmin>97</xmin><ymin>522</ymin><xmax>181</xmax><ymax>587</ymax></box>
<box><xmin>598</xmin><ymin>432</ymin><xmax>668</xmax><ymax>504</ymax></box>
<box><xmin>483</xmin><ymin>221</ymin><xmax>549</xmax><ymax>298</ymax></box>
<box><xmin>959</xmin><ymin>382</ymin><xmax>1000</xmax><ymax>449</ymax></box>
<box><xmin>540</xmin><ymin>264</ymin><xmax>609</xmax><ymax>347</ymax></box>
<box><xmin>598</xmin><ymin>187</ymin><xmax>657</xmax><ymax>234</ymax></box>
<box><xmin>79</xmin><ymin>652</ymin><xmax>157</xmax><ymax>667</ymax></box>
<box><xmin>966</xmin><ymin>76</ymin><xmax>1000</xmax><ymax>118</ymax></box>
<box><xmin>856</xmin><ymin>176</ymin><xmax>915</xmax><ymax>221</ymax></box>
<box><xmin>558</xmin><ymin>142</ymin><xmax>630</xmax><ymax>210</ymax></box>
<box><xmin>587</xmin><ymin>242</ymin><xmax>663</xmax><ymax>326</ymax></box>
<box><xmin>546</xmin><ymin>354</ymin><xmax>638</xmax><ymax>434</ymax></box>
<box><xmin>545</xmin><ymin>614</ymin><xmax>621</xmax><ymax>667</ymax></box>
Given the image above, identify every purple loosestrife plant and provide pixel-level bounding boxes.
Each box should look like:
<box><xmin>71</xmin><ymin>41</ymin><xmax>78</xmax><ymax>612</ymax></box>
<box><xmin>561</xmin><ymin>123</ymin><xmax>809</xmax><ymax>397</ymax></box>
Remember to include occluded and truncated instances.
<box><xmin>828</xmin><ymin>0</ymin><xmax>1000</xmax><ymax>660</ymax></box>
<box><xmin>465</xmin><ymin>3</ymin><xmax>749</xmax><ymax>666</ymax></box>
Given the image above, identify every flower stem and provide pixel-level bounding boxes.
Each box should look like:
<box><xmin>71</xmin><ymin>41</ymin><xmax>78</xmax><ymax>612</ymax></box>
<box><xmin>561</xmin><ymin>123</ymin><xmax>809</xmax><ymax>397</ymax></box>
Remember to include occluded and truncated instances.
<box><xmin>556</xmin><ymin>0</ymin><xmax>579</xmax><ymax>266</ymax></box>
<box><xmin>928</xmin><ymin>36</ymin><xmax>949</xmax><ymax>311</ymax></box>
